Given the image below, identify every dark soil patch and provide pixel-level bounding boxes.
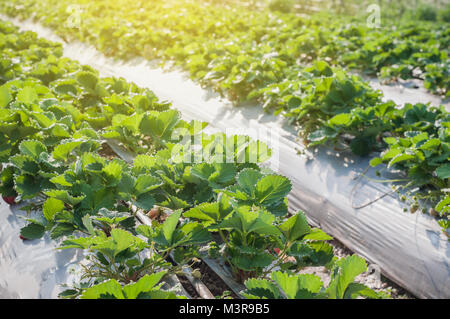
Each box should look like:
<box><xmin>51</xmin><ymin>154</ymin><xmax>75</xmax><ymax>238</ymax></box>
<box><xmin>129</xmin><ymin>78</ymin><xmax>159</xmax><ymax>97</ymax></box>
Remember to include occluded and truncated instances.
<box><xmin>192</xmin><ymin>260</ymin><xmax>239</xmax><ymax>299</ymax></box>
<box><xmin>176</xmin><ymin>274</ymin><xmax>201</xmax><ymax>299</ymax></box>
<box><xmin>98</xmin><ymin>142</ymin><xmax>119</xmax><ymax>159</ymax></box>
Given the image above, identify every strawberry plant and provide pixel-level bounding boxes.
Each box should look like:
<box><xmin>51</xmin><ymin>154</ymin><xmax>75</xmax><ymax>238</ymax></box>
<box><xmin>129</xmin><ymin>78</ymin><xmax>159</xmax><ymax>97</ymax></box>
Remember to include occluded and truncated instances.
<box><xmin>0</xmin><ymin>19</ymin><xmax>388</xmax><ymax>300</ymax></box>
<box><xmin>58</xmin><ymin>212</ymin><xmax>210</xmax><ymax>292</ymax></box>
<box><xmin>188</xmin><ymin>200</ymin><xmax>334</xmax><ymax>283</ymax></box>
<box><xmin>242</xmin><ymin>255</ymin><xmax>387</xmax><ymax>299</ymax></box>
<box><xmin>60</xmin><ymin>272</ymin><xmax>183</xmax><ymax>299</ymax></box>
<box><xmin>369</xmin><ymin>128</ymin><xmax>450</xmax><ymax>231</ymax></box>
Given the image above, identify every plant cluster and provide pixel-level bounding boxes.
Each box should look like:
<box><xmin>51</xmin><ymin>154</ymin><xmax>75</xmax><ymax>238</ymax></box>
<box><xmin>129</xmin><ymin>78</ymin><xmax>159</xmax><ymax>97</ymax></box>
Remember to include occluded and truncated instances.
<box><xmin>0</xmin><ymin>21</ymin><xmax>382</xmax><ymax>299</ymax></box>
<box><xmin>0</xmin><ymin>0</ymin><xmax>448</xmax><ymax>234</ymax></box>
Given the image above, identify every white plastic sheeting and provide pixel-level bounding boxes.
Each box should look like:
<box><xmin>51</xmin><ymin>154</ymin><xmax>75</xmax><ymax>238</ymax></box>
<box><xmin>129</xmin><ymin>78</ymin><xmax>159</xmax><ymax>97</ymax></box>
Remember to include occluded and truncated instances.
<box><xmin>1</xmin><ymin>16</ymin><xmax>449</xmax><ymax>299</ymax></box>
<box><xmin>0</xmin><ymin>201</ymin><xmax>85</xmax><ymax>298</ymax></box>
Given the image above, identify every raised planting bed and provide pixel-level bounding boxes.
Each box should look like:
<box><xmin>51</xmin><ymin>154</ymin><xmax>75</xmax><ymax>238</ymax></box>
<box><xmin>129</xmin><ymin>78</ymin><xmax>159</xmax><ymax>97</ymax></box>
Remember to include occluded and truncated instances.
<box><xmin>9</xmin><ymin>22</ymin><xmax>446</xmax><ymax>298</ymax></box>
<box><xmin>0</xmin><ymin>21</ymin><xmax>393</xmax><ymax>300</ymax></box>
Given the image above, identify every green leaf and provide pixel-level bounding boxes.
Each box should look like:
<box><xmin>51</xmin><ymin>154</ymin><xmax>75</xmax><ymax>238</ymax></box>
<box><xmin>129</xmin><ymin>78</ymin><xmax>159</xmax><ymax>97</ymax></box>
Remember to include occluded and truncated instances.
<box><xmin>122</xmin><ymin>272</ymin><xmax>167</xmax><ymax>299</ymax></box>
<box><xmin>329</xmin><ymin>113</ymin><xmax>352</xmax><ymax>126</ymax></box>
<box><xmin>383</xmin><ymin>137</ymin><xmax>397</xmax><ymax>145</ymax></box>
<box><xmin>15</xmin><ymin>174</ymin><xmax>42</xmax><ymax>199</ymax></box>
<box><xmin>303</xmin><ymin>228</ymin><xmax>333</xmax><ymax>241</ymax></box>
<box><xmin>10</xmin><ymin>155</ymin><xmax>39</xmax><ymax>174</ymax></box>
<box><xmin>272</xmin><ymin>271</ymin><xmax>323</xmax><ymax>299</ymax></box>
<box><xmin>435</xmin><ymin>196</ymin><xmax>450</xmax><ymax>215</ymax></box>
<box><xmin>97</xmin><ymin>229</ymin><xmax>138</xmax><ymax>258</ymax></box>
<box><xmin>326</xmin><ymin>255</ymin><xmax>367</xmax><ymax>299</ymax></box>
<box><xmin>19</xmin><ymin>140</ymin><xmax>47</xmax><ymax>160</ymax></box>
<box><xmin>81</xmin><ymin>279</ymin><xmax>124</xmax><ymax>299</ymax></box>
<box><xmin>255</xmin><ymin>175</ymin><xmax>291</xmax><ymax>206</ymax></box>
<box><xmin>162</xmin><ymin>210</ymin><xmax>182</xmax><ymax>245</ymax></box>
<box><xmin>184</xmin><ymin>196</ymin><xmax>233</xmax><ymax>226</ymax></box>
<box><xmin>232</xmin><ymin>252</ymin><xmax>275</xmax><ymax>271</ymax></box>
<box><xmin>139</xmin><ymin>110</ymin><xmax>181</xmax><ymax>142</ymax></box>
<box><xmin>436</xmin><ymin>164</ymin><xmax>450</xmax><ymax>179</ymax></box>
<box><xmin>102</xmin><ymin>161</ymin><xmax>123</xmax><ymax>186</ymax></box>
<box><xmin>175</xmin><ymin>222</ymin><xmax>211</xmax><ymax>246</ymax></box>
<box><xmin>279</xmin><ymin>211</ymin><xmax>311</xmax><ymax>242</ymax></box>
<box><xmin>20</xmin><ymin>223</ymin><xmax>45</xmax><ymax>240</ymax></box>
<box><xmin>344</xmin><ymin>283</ymin><xmax>383</xmax><ymax>299</ymax></box>
<box><xmin>52</xmin><ymin>140</ymin><xmax>84</xmax><ymax>161</ymax></box>
<box><xmin>133</xmin><ymin>154</ymin><xmax>155</xmax><ymax>171</ymax></box>
<box><xmin>419</xmin><ymin>138</ymin><xmax>441</xmax><ymax>150</ymax></box>
<box><xmin>44</xmin><ymin>189</ymin><xmax>85</xmax><ymax>205</ymax></box>
<box><xmin>136</xmin><ymin>224</ymin><xmax>154</xmax><ymax>239</ymax></box>
<box><xmin>133</xmin><ymin>193</ymin><xmax>155</xmax><ymax>210</ymax></box>
<box><xmin>134</xmin><ymin>174</ymin><xmax>163</xmax><ymax>195</ymax></box>
<box><xmin>236</xmin><ymin>168</ymin><xmax>262</xmax><ymax>197</ymax></box>
<box><xmin>0</xmin><ymin>85</ymin><xmax>12</xmax><ymax>108</ymax></box>
<box><xmin>82</xmin><ymin>215</ymin><xmax>96</xmax><ymax>235</ymax></box>
<box><xmin>50</xmin><ymin>174</ymin><xmax>73</xmax><ymax>187</ymax></box>
<box><xmin>243</xmin><ymin>278</ymin><xmax>282</xmax><ymax>299</ymax></box>
<box><xmin>76</xmin><ymin>71</ymin><xmax>99</xmax><ymax>91</ymax></box>
<box><xmin>17</xmin><ymin>87</ymin><xmax>38</xmax><ymax>104</ymax></box>
<box><xmin>369</xmin><ymin>157</ymin><xmax>383</xmax><ymax>167</ymax></box>
<box><xmin>388</xmin><ymin>153</ymin><xmax>416</xmax><ymax>168</ymax></box>
<box><xmin>350</xmin><ymin>136</ymin><xmax>373</xmax><ymax>156</ymax></box>
<box><xmin>50</xmin><ymin>223</ymin><xmax>76</xmax><ymax>239</ymax></box>
<box><xmin>43</xmin><ymin>198</ymin><xmax>65</xmax><ymax>222</ymax></box>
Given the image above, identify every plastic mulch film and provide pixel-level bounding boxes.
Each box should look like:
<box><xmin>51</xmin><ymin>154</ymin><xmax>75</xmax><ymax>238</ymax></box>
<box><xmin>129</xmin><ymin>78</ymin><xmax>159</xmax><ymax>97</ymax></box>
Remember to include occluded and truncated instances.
<box><xmin>0</xmin><ymin>201</ymin><xmax>85</xmax><ymax>298</ymax></box>
<box><xmin>1</xmin><ymin>16</ymin><xmax>450</xmax><ymax>299</ymax></box>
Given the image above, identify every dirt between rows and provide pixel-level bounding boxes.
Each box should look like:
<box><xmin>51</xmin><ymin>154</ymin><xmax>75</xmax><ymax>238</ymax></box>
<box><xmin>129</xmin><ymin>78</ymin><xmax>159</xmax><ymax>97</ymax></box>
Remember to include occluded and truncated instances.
<box><xmin>174</xmin><ymin>238</ymin><xmax>415</xmax><ymax>299</ymax></box>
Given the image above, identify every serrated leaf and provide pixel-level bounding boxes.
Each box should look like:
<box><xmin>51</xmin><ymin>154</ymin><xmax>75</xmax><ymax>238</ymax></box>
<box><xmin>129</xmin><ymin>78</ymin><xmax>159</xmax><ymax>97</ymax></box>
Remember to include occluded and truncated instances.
<box><xmin>272</xmin><ymin>271</ymin><xmax>323</xmax><ymax>299</ymax></box>
<box><xmin>122</xmin><ymin>272</ymin><xmax>167</xmax><ymax>299</ymax></box>
<box><xmin>19</xmin><ymin>140</ymin><xmax>47</xmax><ymax>159</ymax></box>
<box><xmin>76</xmin><ymin>71</ymin><xmax>98</xmax><ymax>91</ymax></box>
<box><xmin>175</xmin><ymin>222</ymin><xmax>211</xmax><ymax>246</ymax></box>
<box><xmin>329</xmin><ymin>113</ymin><xmax>352</xmax><ymax>126</ymax></box>
<box><xmin>81</xmin><ymin>279</ymin><xmax>124</xmax><ymax>299</ymax></box>
<box><xmin>52</xmin><ymin>140</ymin><xmax>83</xmax><ymax>161</ymax></box>
<box><xmin>15</xmin><ymin>174</ymin><xmax>42</xmax><ymax>199</ymax></box>
<box><xmin>243</xmin><ymin>278</ymin><xmax>281</xmax><ymax>299</ymax></box>
<box><xmin>255</xmin><ymin>175</ymin><xmax>291</xmax><ymax>206</ymax></box>
<box><xmin>133</xmin><ymin>193</ymin><xmax>155</xmax><ymax>210</ymax></box>
<box><xmin>50</xmin><ymin>223</ymin><xmax>76</xmax><ymax>239</ymax></box>
<box><xmin>17</xmin><ymin>87</ymin><xmax>38</xmax><ymax>104</ymax></box>
<box><xmin>232</xmin><ymin>252</ymin><xmax>275</xmax><ymax>271</ymax></box>
<box><xmin>303</xmin><ymin>228</ymin><xmax>333</xmax><ymax>241</ymax></box>
<box><xmin>10</xmin><ymin>154</ymin><xmax>39</xmax><ymax>174</ymax></box>
<box><xmin>326</xmin><ymin>255</ymin><xmax>367</xmax><ymax>299</ymax></box>
<box><xmin>436</xmin><ymin>164</ymin><xmax>450</xmax><ymax>179</ymax></box>
<box><xmin>134</xmin><ymin>174</ymin><xmax>163</xmax><ymax>195</ymax></box>
<box><xmin>388</xmin><ymin>153</ymin><xmax>416</xmax><ymax>168</ymax></box>
<box><xmin>44</xmin><ymin>189</ymin><xmax>85</xmax><ymax>205</ymax></box>
<box><xmin>102</xmin><ymin>161</ymin><xmax>123</xmax><ymax>186</ymax></box>
<box><xmin>20</xmin><ymin>223</ymin><xmax>45</xmax><ymax>240</ymax></box>
<box><xmin>0</xmin><ymin>85</ymin><xmax>12</xmax><ymax>107</ymax></box>
<box><xmin>236</xmin><ymin>168</ymin><xmax>262</xmax><ymax>197</ymax></box>
<box><xmin>43</xmin><ymin>197</ymin><xmax>64</xmax><ymax>222</ymax></box>
<box><xmin>369</xmin><ymin>157</ymin><xmax>383</xmax><ymax>167</ymax></box>
<box><xmin>279</xmin><ymin>211</ymin><xmax>311</xmax><ymax>242</ymax></box>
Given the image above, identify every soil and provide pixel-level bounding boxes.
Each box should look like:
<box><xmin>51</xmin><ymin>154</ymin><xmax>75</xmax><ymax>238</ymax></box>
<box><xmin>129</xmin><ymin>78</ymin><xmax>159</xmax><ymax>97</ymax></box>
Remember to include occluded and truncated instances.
<box><xmin>192</xmin><ymin>260</ymin><xmax>239</xmax><ymax>299</ymax></box>
<box><xmin>176</xmin><ymin>275</ymin><xmax>201</xmax><ymax>299</ymax></box>
<box><xmin>98</xmin><ymin>142</ymin><xmax>119</xmax><ymax>160</ymax></box>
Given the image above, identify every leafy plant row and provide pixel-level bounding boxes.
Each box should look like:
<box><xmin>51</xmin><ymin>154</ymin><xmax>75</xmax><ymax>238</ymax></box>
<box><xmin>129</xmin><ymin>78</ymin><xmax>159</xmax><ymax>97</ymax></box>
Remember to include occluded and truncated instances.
<box><xmin>2</xmin><ymin>0</ymin><xmax>448</xmax><ymax>97</ymax></box>
<box><xmin>0</xmin><ymin>0</ymin><xmax>448</xmax><ymax>235</ymax></box>
<box><xmin>0</xmin><ymin>21</ymin><xmax>385</xmax><ymax>299</ymax></box>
